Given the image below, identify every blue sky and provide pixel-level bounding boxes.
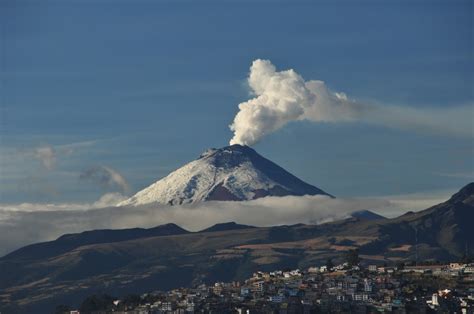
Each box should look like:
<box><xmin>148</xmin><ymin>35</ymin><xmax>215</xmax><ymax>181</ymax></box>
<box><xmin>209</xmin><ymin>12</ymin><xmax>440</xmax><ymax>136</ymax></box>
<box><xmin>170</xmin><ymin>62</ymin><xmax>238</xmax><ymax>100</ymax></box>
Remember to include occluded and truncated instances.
<box><xmin>1</xmin><ymin>0</ymin><xmax>473</xmax><ymax>204</ymax></box>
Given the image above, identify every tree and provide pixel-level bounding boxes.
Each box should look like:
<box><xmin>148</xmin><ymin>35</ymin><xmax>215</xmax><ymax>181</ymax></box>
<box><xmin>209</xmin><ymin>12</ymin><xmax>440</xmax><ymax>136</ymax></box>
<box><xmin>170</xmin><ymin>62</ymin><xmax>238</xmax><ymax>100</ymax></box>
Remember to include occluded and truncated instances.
<box><xmin>460</xmin><ymin>253</ymin><xmax>472</xmax><ymax>264</ymax></box>
<box><xmin>80</xmin><ymin>294</ymin><xmax>115</xmax><ymax>312</ymax></box>
<box><xmin>345</xmin><ymin>249</ymin><xmax>360</xmax><ymax>267</ymax></box>
<box><xmin>120</xmin><ymin>294</ymin><xmax>141</xmax><ymax>308</ymax></box>
<box><xmin>54</xmin><ymin>304</ymin><xmax>71</xmax><ymax>314</ymax></box>
<box><xmin>326</xmin><ymin>258</ymin><xmax>334</xmax><ymax>271</ymax></box>
<box><xmin>396</xmin><ymin>261</ymin><xmax>405</xmax><ymax>270</ymax></box>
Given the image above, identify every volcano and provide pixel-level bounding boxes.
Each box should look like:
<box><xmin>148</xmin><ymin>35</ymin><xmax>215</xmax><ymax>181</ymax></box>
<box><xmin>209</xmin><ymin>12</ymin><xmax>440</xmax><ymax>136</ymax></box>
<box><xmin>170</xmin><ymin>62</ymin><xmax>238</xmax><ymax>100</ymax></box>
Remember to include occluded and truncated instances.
<box><xmin>118</xmin><ymin>144</ymin><xmax>331</xmax><ymax>206</ymax></box>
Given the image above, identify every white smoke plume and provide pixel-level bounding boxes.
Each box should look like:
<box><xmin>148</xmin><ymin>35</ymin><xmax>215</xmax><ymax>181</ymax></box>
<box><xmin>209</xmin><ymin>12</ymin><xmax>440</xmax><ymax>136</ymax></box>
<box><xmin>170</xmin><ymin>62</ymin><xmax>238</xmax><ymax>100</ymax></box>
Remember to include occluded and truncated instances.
<box><xmin>229</xmin><ymin>59</ymin><xmax>473</xmax><ymax>146</ymax></box>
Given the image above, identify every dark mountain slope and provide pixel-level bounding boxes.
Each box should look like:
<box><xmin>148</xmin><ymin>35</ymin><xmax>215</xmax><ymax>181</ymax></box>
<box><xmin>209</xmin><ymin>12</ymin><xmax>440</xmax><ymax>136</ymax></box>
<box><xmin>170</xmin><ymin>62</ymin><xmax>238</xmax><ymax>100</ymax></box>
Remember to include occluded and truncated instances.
<box><xmin>1</xmin><ymin>223</ymin><xmax>189</xmax><ymax>262</ymax></box>
<box><xmin>0</xmin><ymin>183</ymin><xmax>472</xmax><ymax>313</ymax></box>
<box><xmin>377</xmin><ymin>182</ymin><xmax>474</xmax><ymax>257</ymax></box>
<box><xmin>199</xmin><ymin>221</ymin><xmax>256</xmax><ymax>233</ymax></box>
<box><xmin>350</xmin><ymin>210</ymin><xmax>386</xmax><ymax>221</ymax></box>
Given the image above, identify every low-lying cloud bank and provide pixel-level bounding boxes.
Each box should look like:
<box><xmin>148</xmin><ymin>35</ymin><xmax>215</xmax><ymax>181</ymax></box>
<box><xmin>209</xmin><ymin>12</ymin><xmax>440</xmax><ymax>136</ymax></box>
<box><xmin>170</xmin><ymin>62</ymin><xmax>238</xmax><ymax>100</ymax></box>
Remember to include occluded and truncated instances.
<box><xmin>229</xmin><ymin>59</ymin><xmax>473</xmax><ymax>146</ymax></box>
<box><xmin>0</xmin><ymin>190</ymin><xmax>453</xmax><ymax>257</ymax></box>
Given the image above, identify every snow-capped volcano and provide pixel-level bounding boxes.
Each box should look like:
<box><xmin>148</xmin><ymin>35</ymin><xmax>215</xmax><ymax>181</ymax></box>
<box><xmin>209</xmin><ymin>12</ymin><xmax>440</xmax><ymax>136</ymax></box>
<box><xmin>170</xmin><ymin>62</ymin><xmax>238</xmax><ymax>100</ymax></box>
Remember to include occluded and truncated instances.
<box><xmin>118</xmin><ymin>144</ymin><xmax>332</xmax><ymax>206</ymax></box>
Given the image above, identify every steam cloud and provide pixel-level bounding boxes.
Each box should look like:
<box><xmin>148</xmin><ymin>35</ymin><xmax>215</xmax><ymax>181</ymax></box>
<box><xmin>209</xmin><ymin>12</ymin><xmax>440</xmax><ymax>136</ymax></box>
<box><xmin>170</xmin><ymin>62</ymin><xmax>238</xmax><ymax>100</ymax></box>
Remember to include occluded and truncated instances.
<box><xmin>229</xmin><ymin>59</ymin><xmax>473</xmax><ymax>145</ymax></box>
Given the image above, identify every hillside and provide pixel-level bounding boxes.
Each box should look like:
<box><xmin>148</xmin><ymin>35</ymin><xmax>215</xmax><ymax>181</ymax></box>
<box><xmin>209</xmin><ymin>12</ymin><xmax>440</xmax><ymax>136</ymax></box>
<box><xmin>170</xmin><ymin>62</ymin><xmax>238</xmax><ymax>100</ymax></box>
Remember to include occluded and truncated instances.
<box><xmin>0</xmin><ymin>183</ymin><xmax>472</xmax><ymax>313</ymax></box>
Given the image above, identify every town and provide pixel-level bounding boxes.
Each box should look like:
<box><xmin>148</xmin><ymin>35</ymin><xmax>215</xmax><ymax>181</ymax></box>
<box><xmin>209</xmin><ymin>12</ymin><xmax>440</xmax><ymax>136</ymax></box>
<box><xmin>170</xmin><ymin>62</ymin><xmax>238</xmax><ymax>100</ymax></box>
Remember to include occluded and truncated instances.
<box><xmin>58</xmin><ymin>254</ymin><xmax>474</xmax><ymax>314</ymax></box>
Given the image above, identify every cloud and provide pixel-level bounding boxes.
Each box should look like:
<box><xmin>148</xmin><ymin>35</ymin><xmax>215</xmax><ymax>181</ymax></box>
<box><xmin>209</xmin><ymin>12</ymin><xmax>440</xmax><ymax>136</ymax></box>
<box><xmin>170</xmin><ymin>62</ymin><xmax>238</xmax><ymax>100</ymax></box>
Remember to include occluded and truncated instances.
<box><xmin>0</xmin><ymin>191</ymin><xmax>452</xmax><ymax>257</ymax></box>
<box><xmin>27</xmin><ymin>140</ymin><xmax>98</xmax><ymax>170</ymax></box>
<box><xmin>92</xmin><ymin>192</ymin><xmax>128</xmax><ymax>208</ymax></box>
<box><xmin>229</xmin><ymin>59</ymin><xmax>473</xmax><ymax>145</ymax></box>
<box><xmin>79</xmin><ymin>166</ymin><xmax>130</xmax><ymax>194</ymax></box>
<box><xmin>34</xmin><ymin>145</ymin><xmax>56</xmax><ymax>170</ymax></box>
<box><xmin>0</xmin><ymin>193</ymin><xmax>127</xmax><ymax>213</ymax></box>
<box><xmin>368</xmin><ymin>189</ymin><xmax>457</xmax><ymax>218</ymax></box>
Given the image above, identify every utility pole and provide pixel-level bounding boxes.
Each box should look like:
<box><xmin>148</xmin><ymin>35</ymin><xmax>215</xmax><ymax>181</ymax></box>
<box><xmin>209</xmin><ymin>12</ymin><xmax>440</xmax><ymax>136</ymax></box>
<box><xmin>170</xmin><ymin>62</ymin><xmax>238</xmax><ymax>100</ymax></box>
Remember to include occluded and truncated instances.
<box><xmin>415</xmin><ymin>227</ymin><xmax>418</xmax><ymax>266</ymax></box>
<box><xmin>466</xmin><ymin>242</ymin><xmax>469</xmax><ymax>261</ymax></box>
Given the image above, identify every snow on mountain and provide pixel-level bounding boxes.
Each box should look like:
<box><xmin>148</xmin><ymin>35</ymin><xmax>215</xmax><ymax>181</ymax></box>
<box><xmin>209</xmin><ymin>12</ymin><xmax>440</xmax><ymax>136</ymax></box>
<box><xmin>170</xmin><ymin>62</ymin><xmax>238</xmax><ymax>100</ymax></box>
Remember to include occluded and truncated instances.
<box><xmin>118</xmin><ymin>144</ymin><xmax>332</xmax><ymax>206</ymax></box>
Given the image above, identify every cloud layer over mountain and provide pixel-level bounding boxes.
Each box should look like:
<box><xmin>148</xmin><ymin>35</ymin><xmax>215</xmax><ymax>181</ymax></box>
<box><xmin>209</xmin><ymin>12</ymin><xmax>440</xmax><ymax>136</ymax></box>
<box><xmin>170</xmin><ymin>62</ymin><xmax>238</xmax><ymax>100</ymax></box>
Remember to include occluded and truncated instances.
<box><xmin>0</xmin><ymin>190</ymin><xmax>454</xmax><ymax>257</ymax></box>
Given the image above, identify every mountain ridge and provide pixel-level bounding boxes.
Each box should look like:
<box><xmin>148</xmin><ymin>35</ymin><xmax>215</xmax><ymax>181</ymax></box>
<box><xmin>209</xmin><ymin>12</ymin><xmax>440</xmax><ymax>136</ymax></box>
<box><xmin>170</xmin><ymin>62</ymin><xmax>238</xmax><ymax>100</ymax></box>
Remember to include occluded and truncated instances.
<box><xmin>350</xmin><ymin>210</ymin><xmax>386</xmax><ymax>221</ymax></box>
<box><xmin>1</xmin><ymin>223</ymin><xmax>189</xmax><ymax>262</ymax></box>
<box><xmin>199</xmin><ymin>222</ymin><xmax>256</xmax><ymax>233</ymax></box>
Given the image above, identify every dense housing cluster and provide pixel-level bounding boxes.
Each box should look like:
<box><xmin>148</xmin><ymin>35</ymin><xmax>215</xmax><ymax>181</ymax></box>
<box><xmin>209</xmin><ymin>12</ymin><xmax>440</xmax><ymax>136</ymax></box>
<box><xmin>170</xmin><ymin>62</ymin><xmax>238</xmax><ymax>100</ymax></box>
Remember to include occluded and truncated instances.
<box><xmin>61</xmin><ymin>261</ymin><xmax>474</xmax><ymax>314</ymax></box>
